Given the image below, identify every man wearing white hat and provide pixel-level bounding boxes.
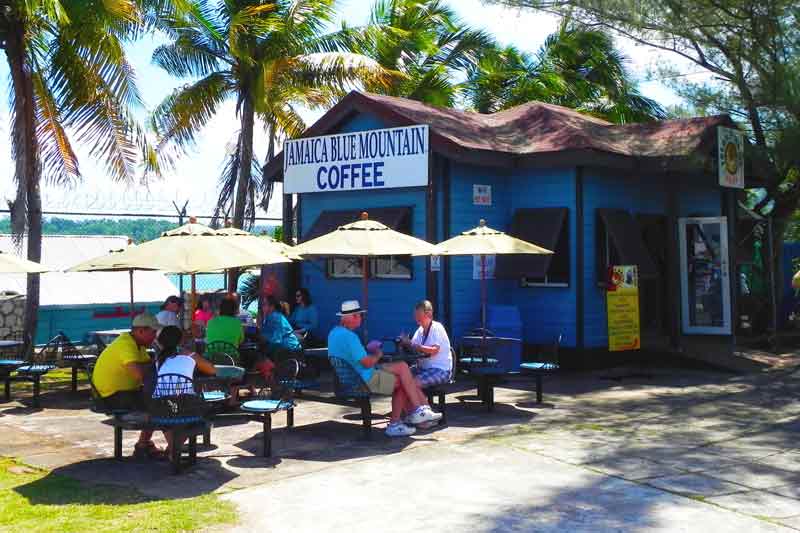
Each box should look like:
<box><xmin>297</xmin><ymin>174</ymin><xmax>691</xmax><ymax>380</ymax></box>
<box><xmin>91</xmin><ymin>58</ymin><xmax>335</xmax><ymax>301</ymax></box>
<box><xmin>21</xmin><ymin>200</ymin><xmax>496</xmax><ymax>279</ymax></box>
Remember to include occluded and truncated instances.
<box><xmin>327</xmin><ymin>300</ymin><xmax>441</xmax><ymax>437</ymax></box>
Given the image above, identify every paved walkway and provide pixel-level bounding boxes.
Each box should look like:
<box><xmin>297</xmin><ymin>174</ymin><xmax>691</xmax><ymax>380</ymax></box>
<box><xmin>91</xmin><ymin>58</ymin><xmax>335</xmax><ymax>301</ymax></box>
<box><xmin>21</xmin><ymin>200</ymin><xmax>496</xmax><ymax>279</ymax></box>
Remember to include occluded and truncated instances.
<box><xmin>3</xmin><ymin>364</ymin><xmax>800</xmax><ymax>531</ymax></box>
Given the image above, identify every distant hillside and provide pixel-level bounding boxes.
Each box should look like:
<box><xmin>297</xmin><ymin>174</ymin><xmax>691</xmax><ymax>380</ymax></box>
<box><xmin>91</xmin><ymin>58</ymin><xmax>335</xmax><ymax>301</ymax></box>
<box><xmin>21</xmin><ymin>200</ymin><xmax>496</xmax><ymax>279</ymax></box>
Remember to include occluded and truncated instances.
<box><xmin>0</xmin><ymin>217</ymin><xmax>278</xmax><ymax>243</ymax></box>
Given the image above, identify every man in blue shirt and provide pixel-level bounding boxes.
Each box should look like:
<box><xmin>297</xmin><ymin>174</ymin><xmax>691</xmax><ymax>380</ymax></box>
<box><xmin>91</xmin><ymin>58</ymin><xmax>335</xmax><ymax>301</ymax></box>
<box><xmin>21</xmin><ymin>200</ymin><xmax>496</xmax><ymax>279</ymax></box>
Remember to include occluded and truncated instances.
<box><xmin>327</xmin><ymin>300</ymin><xmax>441</xmax><ymax>437</ymax></box>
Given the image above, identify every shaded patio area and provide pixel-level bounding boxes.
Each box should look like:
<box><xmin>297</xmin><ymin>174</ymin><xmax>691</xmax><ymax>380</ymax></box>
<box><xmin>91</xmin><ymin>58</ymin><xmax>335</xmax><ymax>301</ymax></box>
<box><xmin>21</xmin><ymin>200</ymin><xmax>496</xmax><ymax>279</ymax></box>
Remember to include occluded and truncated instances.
<box><xmin>3</xmin><ymin>361</ymin><xmax>800</xmax><ymax>531</ymax></box>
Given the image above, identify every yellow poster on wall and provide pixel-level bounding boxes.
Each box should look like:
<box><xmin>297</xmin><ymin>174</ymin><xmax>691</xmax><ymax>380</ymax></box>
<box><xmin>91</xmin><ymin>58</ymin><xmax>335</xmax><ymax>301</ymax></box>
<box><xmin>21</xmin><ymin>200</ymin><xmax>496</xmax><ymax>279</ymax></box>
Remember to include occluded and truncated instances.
<box><xmin>607</xmin><ymin>265</ymin><xmax>641</xmax><ymax>351</ymax></box>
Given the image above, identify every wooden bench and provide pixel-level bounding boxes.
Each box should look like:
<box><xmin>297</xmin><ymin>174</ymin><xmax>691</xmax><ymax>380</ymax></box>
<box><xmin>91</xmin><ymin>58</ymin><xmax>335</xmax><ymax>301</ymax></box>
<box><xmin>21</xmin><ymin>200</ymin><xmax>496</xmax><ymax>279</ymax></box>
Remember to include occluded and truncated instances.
<box><xmin>102</xmin><ymin>415</ymin><xmax>210</xmax><ymax>474</ymax></box>
<box><xmin>2</xmin><ymin>334</ymin><xmax>66</xmax><ymax>407</ymax></box>
<box><xmin>292</xmin><ymin>356</ymin><xmax>375</xmax><ymax>439</ymax></box>
<box><xmin>93</xmin><ymin>374</ymin><xmax>216</xmax><ymax>474</ymax></box>
<box><xmin>298</xmin><ymin>348</ymin><xmax>455</xmax><ymax>433</ymax></box>
<box><xmin>458</xmin><ymin>336</ymin><xmax>521</xmax><ymax>412</ymax></box>
<box><xmin>519</xmin><ymin>335</ymin><xmax>562</xmax><ymax>403</ymax></box>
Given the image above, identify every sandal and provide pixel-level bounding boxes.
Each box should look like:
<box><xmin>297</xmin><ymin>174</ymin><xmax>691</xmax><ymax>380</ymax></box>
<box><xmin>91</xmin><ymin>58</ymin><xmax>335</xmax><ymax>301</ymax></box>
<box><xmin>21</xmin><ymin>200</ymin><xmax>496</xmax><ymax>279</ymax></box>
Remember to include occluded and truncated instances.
<box><xmin>133</xmin><ymin>441</ymin><xmax>166</xmax><ymax>460</ymax></box>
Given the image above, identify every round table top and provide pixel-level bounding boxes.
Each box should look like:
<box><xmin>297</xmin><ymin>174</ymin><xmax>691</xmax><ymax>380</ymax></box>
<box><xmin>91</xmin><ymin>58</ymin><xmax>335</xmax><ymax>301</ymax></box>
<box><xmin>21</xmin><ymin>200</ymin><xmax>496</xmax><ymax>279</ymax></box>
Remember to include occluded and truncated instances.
<box><xmin>0</xmin><ymin>340</ymin><xmax>23</xmax><ymax>348</ymax></box>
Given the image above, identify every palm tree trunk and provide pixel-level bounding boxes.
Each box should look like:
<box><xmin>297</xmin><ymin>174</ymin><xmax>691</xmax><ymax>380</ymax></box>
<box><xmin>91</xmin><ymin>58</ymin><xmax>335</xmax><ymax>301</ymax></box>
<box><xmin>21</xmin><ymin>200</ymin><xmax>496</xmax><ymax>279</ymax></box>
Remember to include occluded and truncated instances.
<box><xmin>6</xmin><ymin>21</ymin><xmax>41</xmax><ymax>355</ymax></box>
<box><xmin>233</xmin><ymin>95</ymin><xmax>255</xmax><ymax>229</ymax></box>
<box><xmin>228</xmin><ymin>94</ymin><xmax>256</xmax><ymax>291</ymax></box>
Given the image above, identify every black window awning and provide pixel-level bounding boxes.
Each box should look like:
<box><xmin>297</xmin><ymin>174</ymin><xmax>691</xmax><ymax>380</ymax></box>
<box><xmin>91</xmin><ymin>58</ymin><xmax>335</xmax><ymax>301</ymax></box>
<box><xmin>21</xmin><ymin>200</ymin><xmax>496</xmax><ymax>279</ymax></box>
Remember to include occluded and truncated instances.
<box><xmin>303</xmin><ymin>207</ymin><xmax>411</xmax><ymax>241</ymax></box>
<box><xmin>496</xmin><ymin>207</ymin><xmax>568</xmax><ymax>279</ymax></box>
<box><xmin>598</xmin><ymin>209</ymin><xmax>658</xmax><ymax>278</ymax></box>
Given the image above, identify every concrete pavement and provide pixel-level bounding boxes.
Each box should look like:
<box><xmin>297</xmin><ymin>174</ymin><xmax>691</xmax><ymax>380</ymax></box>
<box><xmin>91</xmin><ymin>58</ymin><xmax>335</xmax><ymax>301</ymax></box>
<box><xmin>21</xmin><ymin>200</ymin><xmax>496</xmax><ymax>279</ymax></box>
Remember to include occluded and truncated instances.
<box><xmin>3</xmin><ymin>364</ymin><xmax>800</xmax><ymax>531</ymax></box>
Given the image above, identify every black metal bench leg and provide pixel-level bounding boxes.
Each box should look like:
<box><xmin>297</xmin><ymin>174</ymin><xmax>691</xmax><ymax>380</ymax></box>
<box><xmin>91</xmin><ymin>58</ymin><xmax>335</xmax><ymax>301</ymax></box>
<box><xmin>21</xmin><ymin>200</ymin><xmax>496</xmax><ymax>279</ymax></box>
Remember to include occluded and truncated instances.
<box><xmin>486</xmin><ymin>379</ymin><xmax>495</xmax><ymax>412</ymax></box>
<box><xmin>171</xmin><ymin>429</ymin><xmax>183</xmax><ymax>474</ymax></box>
<box><xmin>536</xmin><ymin>374</ymin><xmax>543</xmax><ymax>403</ymax></box>
<box><xmin>477</xmin><ymin>377</ymin><xmax>487</xmax><ymax>407</ymax></box>
<box><xmin>114</xmin><ymin>426</ymin><xmax>123</xmax><ymax>460</ymax></box>
<box><xmin>203</xmin><ymin>426</ymin><xmax>211</xmax><ymax>447</ymax></box>
<box><xmin>287</xmin><ymin>407</ymin><xmax>294</xmax><ymax>429</ymax></box>
<box><xmin>426</xmin><ymin>391</ymin><xmax>433</xmax><ymax>406</ymax></box>
<box><xmin>32</xmin><ymin>376</ymin><xmax>41</xmax><ymax>408</ymax></box>
<box><xmin>263</xmin><ymin>413</ymin><xmax>272</xmax><ymax>457</ymax></box>
<box><xmin>3</xmin><ymin>378</ymin><xmax>9</xmax><ymax>402</ymax></box>
<box><xmin>189</xmin><ymin>434</ymin><xmax>197</xmax><ymax>465</ymax></box>
<box><xmin>438</xmin><ymin>392</ymin><xmax>446</xmax><ymax>425</ymax></box>
<box><xmin>71</xmin><ymin>366</ymin><xmax>78</xmax><ymax>393</ymax></box>
<box><xmin>361</xmin><ymin>400</ymin><xmax>372</xmax><ymax>440</ymax></box>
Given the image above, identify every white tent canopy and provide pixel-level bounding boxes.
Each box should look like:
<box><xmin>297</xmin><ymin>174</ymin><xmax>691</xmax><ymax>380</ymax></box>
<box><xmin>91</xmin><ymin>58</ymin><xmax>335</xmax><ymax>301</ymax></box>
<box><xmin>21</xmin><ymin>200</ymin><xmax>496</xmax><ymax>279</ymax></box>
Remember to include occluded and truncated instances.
<box><xmin>0</xmin><ymin>235</ymin><xmax>176</xmax><ymax>306</ymax></box>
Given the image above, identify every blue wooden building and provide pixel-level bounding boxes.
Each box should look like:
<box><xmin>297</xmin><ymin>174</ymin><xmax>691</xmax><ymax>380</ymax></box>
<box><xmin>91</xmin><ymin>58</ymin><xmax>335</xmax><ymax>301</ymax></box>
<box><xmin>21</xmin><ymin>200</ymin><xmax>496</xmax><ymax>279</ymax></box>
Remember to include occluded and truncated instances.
<box><xmin>266</xmin><ymin>91</ymin><xmax>758</xmax><ymax>367</ymax></box>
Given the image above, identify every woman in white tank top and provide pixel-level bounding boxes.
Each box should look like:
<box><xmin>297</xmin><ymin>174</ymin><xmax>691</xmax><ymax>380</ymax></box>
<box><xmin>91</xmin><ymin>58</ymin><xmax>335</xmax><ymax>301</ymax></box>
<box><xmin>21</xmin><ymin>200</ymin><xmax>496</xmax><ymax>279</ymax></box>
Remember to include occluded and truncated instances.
<box><xmin>153</xmin><ymin>326</ymin><xmax>216</xmax><ymax>396</ymax></box>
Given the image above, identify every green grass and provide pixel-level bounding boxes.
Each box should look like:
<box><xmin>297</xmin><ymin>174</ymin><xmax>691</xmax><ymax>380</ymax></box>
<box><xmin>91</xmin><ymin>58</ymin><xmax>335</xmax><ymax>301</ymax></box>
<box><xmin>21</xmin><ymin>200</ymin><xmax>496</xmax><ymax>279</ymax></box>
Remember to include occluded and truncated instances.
<box><xmin>0</xmin><ymin>458</ymin><xmax>237</xmax><ymax>533</ymax></box>
<box><xmin>10</xmin><ymin>368</ymin><xmax>88</xmax><ymax>393</ymax></box>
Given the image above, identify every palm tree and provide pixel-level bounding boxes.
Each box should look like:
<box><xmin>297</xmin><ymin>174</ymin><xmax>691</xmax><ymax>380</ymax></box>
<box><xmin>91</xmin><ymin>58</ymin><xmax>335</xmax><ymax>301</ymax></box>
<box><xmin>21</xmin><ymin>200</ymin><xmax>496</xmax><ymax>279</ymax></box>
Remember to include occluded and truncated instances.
<box><xmin>0</xmin><ymin>0</ymin><xmax>167</xmax><ymax>351</ymax></box>
<box><xmin>350</xmin><ymin>0</ymin><xmax>493</xmax><ymax>107</ymax></box>
<box><xmin>465</xmin><ymin>27</ymin><xmax>665</xmax><ymax>123</ymax></box>
<box><xmin>151</xmin><ymin>0</ymin><xmax>392</xmax><ymax>233</ymax></box>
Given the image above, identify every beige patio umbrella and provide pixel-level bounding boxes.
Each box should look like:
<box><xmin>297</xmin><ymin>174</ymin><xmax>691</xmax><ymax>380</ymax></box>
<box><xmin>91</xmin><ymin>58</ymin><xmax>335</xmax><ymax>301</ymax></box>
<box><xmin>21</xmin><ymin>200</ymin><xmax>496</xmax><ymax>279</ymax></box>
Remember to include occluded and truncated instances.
<box><xmin>67</xmin><ymin>245</ymin><xmax>147</xmax><ymax>326</ymax></box>
<box><xmin>215</xmin><ymin>226</ymin><xmax>301</xmax><ymax>323</ymax></box>
<box><xmin>68</xmin><ymin>219</ymin><xmax>293</xmax><ymax>323</ymax></box>
<box><xmin>0</xmin><ymin>251</ymin><xmax>50</xmax><ymax>273</ymax></box>
<box><xmin>434</xmin><ymin>219</ymin><xmax>553</xmax><ymax>335</ymax></box>
<box><xmin>294</xmin><ymin>212</ymin><xmax>438</xmax><ymax>336</ymax></box>
<box><xmin>216</xmin><ymin>227</ymin><xmax>301</xmax><ymax>260</ymax></box>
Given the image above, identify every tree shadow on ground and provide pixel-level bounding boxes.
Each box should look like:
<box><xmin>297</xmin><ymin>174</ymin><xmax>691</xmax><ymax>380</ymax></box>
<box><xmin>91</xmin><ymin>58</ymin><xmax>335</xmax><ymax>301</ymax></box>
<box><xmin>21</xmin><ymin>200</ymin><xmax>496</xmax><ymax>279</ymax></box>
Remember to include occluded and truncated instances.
<box><xmin>229</xmin><ymin>419</ymin><xmax>435</xmax><ymax>464</ymax></box>
<box><xmin>459</xmin><ymin>367</ymin><xmax>800</xmax><ymax>531</ymax></box>
<box><xmin>1</xmin><ymin>385</ymin><xmax>92</xmax><ymax>411</ymax></box>
<box><xmin>16</xmin><ymin>456</ymin><xmax>238</xmax><ymax>502</ymax></box>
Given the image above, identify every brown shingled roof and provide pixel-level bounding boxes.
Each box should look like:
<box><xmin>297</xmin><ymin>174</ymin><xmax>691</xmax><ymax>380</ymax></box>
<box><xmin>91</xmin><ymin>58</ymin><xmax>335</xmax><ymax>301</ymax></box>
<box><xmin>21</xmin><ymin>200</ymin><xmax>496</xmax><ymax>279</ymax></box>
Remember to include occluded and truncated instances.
<box><xmin>264</xmin><ymin>90</ymin><xmax>746</xmax><ymax>180</ymax></box>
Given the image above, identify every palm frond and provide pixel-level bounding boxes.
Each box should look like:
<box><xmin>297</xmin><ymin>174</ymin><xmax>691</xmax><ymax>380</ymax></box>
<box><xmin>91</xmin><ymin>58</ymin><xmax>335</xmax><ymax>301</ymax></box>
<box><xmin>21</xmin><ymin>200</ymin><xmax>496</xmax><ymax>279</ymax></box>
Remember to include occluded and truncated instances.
<box><xmin>31</xmin><ymin>70</ymin><xmax>80</xmax><ymax>186</ymax></box>
<box><xmin>152</xmin><ymin>31</ymin><xmax>228</xmax><ymax>77</ymax></box>
<box><xmin>151</xmin><ymin>71</ymin><xmax>233</xmax><ymax>152</ymax></box>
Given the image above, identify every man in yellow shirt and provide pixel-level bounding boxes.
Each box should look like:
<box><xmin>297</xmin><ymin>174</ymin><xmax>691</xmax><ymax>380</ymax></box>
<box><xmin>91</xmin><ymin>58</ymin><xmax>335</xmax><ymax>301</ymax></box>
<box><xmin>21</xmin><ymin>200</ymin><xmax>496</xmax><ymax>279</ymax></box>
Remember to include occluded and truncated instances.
<box><xmin>93</xmin><ymin>313</ymin><xmax>161</xmax><ymax>458</ymax></box>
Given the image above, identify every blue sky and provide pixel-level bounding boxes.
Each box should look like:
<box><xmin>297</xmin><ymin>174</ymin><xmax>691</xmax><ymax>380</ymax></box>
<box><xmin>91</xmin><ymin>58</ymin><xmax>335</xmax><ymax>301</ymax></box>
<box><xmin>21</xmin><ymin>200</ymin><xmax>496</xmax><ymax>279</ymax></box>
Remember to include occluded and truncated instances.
<box><xmin>0</xmin><ymin>0</ymin><xmax>699</xmax><ymax>221</ymax></box>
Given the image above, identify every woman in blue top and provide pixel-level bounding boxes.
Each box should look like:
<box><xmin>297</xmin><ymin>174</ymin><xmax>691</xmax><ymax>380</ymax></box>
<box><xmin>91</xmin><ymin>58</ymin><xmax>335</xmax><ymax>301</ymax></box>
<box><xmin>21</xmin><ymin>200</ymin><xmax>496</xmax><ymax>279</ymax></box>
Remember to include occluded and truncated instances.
<box><xmin>289</xmin><ymin>288</ymin><xmax>318</xmax><ymax>337</ymax></box>
<box><xmin>262</xmin><ymin>295</ymin><xmax>303</xmax><ymax>364</ymax></box>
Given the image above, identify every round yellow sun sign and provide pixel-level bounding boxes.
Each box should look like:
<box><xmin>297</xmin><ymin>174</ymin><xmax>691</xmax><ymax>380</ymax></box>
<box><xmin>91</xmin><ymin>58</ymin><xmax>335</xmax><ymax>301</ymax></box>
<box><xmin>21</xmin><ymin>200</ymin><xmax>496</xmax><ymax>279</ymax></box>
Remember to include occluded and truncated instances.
<box><xmin>724</xmin><ymin>141</ymin><xmax>739</xmax><ymax>174</ymax></box>
<box><xmin>718</xmin><ymin>126</ymin><xmax>744</xmax><ymax>188</ymax></box>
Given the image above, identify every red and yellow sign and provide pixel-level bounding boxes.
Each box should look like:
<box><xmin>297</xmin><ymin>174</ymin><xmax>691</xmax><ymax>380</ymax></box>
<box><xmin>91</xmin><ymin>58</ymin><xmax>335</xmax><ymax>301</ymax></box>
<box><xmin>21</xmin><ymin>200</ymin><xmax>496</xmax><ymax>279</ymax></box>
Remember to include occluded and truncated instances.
<box><xmin>607</xmin><ymin>265</ymin><xmax>640</xmax><ymax>351</ymax></box>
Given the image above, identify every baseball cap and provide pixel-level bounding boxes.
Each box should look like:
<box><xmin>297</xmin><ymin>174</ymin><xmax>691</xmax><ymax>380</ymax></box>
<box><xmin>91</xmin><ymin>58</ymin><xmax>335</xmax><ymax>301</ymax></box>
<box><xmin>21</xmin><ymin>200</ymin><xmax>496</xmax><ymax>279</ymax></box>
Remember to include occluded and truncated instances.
<box><xmin>366</xmin><ymin>340</ymin><xmax>383</xmax><ymax>355</ymax></box>
<box><xmin>132</xmin><ymin>312</ymin><xmax>159</xmax><ymax>330</ymax></box>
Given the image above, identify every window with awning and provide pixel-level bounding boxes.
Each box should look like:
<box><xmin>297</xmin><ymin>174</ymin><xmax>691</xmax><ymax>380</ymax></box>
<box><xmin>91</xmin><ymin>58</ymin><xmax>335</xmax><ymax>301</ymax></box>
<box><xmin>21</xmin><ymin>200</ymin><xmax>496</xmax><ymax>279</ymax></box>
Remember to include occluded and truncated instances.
<box><xmin>303</xmin><ymin>207</ymin><xmax>413</xmax><ymax>279</ymax></box>
<box><xmin>496</xmin><ymin>207</ymin><xmax>570</xmax><ymax>286</ymax></box>
<box><xmin>596</xmin><ymin>208</ymin><xmax>658</xmax><ymax>282</ymax></box>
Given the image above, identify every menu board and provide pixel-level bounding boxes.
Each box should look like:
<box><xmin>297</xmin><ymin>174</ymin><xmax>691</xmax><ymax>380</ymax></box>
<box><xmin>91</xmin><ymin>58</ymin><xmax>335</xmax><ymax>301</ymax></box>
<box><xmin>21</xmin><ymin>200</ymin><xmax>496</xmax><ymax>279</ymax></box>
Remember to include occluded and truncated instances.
<box><xmin>607</xmin><ymin>265</ymin><xmax>641</xmax><ymax>351</ymax></box>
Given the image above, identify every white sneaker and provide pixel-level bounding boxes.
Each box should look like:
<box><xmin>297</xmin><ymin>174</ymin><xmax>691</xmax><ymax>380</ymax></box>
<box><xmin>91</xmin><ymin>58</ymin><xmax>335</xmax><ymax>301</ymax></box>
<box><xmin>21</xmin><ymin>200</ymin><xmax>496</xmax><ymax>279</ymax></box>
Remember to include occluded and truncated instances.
<box><xmin>385</xmin><ymin>421</ymin><xmax>416</xmax><ymax>437</ymax></box>
<box><xmin>408</xmin><ymin>406</ymin><xmax>442</xmax><ymax>425</ymax></box>
<box><xmin>416</xmin><ymin>420</ymin><xmax>439</xmax><ymax>430</ymax></box>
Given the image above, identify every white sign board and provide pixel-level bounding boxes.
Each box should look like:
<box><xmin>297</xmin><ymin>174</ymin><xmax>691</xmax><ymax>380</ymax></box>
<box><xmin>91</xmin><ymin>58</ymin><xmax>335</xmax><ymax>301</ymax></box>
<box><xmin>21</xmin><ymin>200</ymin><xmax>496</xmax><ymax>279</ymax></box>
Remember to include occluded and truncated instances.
<box><xmin>283</xmin><ymin>125</ymin><xmax>429</xmax><ymax>194</ymax></box>
<box><xmin>473</xmin><ymin>254</ymin><xmax>495</xmax><ymax>280</ymax></box>
<box><xmin>473</xmin><ymin>184</ymin><xmax>492</xmax><ymax>205</ymax></box>
<box><xmin>718</xmin><ymin>126</ymin><xmax>744</xmax><ymax>189</ymax></box>
<box><xmin>430</xmin><ymin>255</ymin><xmax>441</xmax><ymax>272</ymax></box>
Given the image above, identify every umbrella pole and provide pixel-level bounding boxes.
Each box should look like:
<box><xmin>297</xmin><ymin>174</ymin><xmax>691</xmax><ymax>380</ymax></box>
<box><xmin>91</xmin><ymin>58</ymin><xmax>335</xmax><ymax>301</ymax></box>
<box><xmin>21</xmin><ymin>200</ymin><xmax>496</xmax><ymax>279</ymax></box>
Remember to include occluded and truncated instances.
<box><xmin>191</xmin><ymin>273</ymin><xmax>197</xmax><ymax>330</ymax></box>
<box><xmin>362</xmin><ymin>255</ymin><xmax>369</xmax><ymax>341</ymax></box>
<box><xmin>481</xmin><ymin>254</ymin><xmax>487</xmax><ymax>338</ymax></box>
<box><xmin>129</xmin><ymin>269</ymin><xmax>135</xmax><ymax>326</ymax></box>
